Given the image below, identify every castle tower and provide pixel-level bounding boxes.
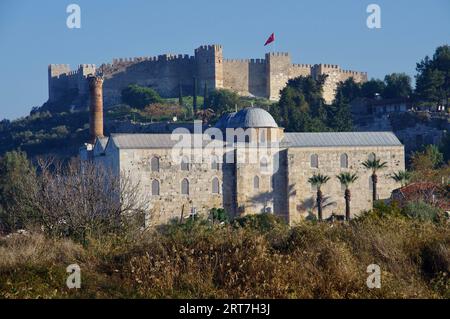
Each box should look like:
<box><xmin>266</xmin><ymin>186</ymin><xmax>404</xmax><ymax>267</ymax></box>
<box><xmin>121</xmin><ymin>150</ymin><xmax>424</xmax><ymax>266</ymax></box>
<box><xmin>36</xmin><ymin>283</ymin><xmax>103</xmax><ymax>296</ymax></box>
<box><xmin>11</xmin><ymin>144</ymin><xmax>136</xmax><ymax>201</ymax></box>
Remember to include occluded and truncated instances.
<box><xmin>195</xmin><ymin>44</ymin><xmax>224</xmax><ymax>92</ymax></box>
<box><xmin>48</xmin><ymin>64</ymin><xmax>71</xmax><ymax>102</ymax></box>
<box><xmin>88</xmin><ymin>75</ymin><xmax>104</xmax><ymax>144</ymax></box>
<box><xmin>265</xmin><ymin>52</ymin><xmax>291</xmax><ymax>100</ymax></box>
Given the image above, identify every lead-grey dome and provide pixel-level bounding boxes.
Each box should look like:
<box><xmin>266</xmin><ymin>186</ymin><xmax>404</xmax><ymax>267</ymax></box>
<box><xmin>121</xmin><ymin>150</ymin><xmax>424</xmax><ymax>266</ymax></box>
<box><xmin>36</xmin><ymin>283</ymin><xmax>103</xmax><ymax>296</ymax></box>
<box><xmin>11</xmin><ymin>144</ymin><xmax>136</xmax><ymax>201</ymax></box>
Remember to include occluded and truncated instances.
<box><xmin>216</xmin><ymin>107</ymin><xmax>278</xmax><ymax>129</ymax></box>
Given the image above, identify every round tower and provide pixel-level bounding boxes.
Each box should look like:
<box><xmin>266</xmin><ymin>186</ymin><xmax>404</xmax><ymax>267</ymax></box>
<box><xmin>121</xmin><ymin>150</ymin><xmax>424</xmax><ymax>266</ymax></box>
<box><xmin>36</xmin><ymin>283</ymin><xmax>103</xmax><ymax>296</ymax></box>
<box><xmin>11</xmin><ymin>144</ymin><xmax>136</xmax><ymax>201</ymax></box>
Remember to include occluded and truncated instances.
<box><xmin>88</xmin><ymin>75</ymin><xmax>104</xmax><ymax>144</ymax></box>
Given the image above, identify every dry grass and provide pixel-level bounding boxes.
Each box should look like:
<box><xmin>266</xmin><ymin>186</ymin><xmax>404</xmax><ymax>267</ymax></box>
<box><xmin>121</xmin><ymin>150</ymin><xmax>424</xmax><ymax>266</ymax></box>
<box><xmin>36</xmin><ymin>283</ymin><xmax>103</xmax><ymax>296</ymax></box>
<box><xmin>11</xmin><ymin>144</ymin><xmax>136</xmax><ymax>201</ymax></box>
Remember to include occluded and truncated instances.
<box><xmin>0</xmin><ymin>214</ymin><xmax>448</xmax><ymax>299</ymax></box>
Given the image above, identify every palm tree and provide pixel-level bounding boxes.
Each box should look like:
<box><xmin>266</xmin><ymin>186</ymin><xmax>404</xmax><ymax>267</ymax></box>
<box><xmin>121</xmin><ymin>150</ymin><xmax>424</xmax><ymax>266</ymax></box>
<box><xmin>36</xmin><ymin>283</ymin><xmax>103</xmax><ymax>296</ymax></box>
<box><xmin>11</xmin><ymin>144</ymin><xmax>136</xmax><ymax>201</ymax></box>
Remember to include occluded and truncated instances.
<box><xmin>336</xmin><ymin>172</ymin><xmax>358</xmax><ymax>221</ymax></box>
<box><xmin>390</xmin><ymin>170</ymin><xmax>411</xmax><ymax>187</ymax></box>
<box><xmin>308</xmin><ymin>173</ymin><xmax>330</xmax><ymax>221</ymax></box>
<box><xmin>362</xmin><ymin>158</ymin><xmax>387</xmax><ymax>203</ymax></box>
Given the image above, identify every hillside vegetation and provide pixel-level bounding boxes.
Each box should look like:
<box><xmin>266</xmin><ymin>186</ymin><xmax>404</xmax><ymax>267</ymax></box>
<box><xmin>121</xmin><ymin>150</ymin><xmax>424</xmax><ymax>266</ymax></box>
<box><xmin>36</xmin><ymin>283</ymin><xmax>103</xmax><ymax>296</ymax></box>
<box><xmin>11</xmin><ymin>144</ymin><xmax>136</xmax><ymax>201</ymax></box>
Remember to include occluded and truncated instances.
<box><xmin>0</xmin><ymin>211</ymin><xmax>448</xmax><ymax>299</ymax></box>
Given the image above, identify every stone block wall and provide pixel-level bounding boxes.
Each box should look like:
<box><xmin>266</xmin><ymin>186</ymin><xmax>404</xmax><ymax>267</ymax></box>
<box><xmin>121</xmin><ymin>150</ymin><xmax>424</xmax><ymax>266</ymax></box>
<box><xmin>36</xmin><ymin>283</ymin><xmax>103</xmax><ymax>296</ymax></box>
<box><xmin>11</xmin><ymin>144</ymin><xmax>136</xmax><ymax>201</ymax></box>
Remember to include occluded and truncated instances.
<box><xmin>49</xmin><ymin>45</ymin><xmax>367</xmax><ymax>108</ymax></box>
<box><xmin>118</xmin><ymin>147</ymin><xmax>226</xmax><ymax>225</ymax></box>
<box><xmin>287</xmin><ymin>145</ymin><xmax>404</xmax><ymax>224</ymax></box>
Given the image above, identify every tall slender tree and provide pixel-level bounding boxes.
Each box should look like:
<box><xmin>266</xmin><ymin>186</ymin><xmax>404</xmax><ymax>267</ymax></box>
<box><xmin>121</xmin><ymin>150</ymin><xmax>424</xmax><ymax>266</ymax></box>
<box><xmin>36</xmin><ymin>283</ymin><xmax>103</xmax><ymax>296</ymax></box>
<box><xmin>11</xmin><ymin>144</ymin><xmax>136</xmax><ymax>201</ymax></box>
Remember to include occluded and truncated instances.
<box><xmin>362</xmin><ymin>158</ymin><xmax>388</xmax><ymax>204</ymax></box>
<box><xmin>308</xmin><ymin>173</ymin><xmax>330</xmax><ymax>221</ymax></box>
<box><xmin>178</xmin><ymin>82</ymin><xmax>183</xmax><ymax>106</ymax></box>
<box><xmin>203</xmin><ymin>83</ymin><xmax>208</xmax><ymax>110</ymax></box>
<box><xmin>192</xmin><ymin>77</ymin><xmax>198</xmax><ymax>114</ymax></box>
<box><xmin>336</xmin><ymin>172</ymin><xmax>358</xmax><ymax>221</ymax></box>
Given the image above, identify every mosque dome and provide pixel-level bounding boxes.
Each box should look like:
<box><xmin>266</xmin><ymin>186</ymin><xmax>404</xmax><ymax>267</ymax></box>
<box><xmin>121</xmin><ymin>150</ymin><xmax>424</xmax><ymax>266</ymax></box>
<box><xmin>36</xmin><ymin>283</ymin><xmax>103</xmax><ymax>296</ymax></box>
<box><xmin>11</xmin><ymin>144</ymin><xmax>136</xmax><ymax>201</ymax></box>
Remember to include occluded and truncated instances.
<box><xmin>215</xmin><ymin>107</ymin><xmax>278</xmax><ymax>129</ymax></box>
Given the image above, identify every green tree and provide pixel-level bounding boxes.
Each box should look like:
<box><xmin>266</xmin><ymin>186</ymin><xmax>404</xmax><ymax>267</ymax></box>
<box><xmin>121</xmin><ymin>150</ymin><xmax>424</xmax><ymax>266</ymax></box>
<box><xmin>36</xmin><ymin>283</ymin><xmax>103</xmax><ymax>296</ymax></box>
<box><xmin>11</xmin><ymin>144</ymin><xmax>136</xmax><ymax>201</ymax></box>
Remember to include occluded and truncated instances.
<box><xmin>193</xmin><ymin>77</ymin><xmax>198</xmax><ymax>114</ymax></box>
<box><xmin>336</xmin><ymin>172</ymin><xmax>358</xmax><ymax>221</ymax></box>
<box><xmin>362</xmin><ymin>158</ymin><xmax>388</xmax><ymax>204</ymax></box>
<box><xmin>203</xmin><ymin>83</ymin><xmax>208</xmax><ymax>110</ymax></box>
<box><xmin>439</xmin><ymin>131</ymin><xmax>450</xmax><ymax>163</ymax></box>
<box><xmin>415</xmin><ymin>45</ymin><xmax>450</xmax><ymax>110</ymax></box>
<box><xmin>276</xmin><ymin>75</ymin><xmax>329</xmax><ymax>132</ymax></box>
<box><xmin>412</xmin><ymin>144</ymin><xmax>444</xmax><ymax>169</ymax></box>
<box><xmin>361</xmin><ymin>79</ymin><xmax>386</xmax><ymax>98</ymax></box>
<box><xmin>207</xmin><ymin>89</ymin><xmax>240</xmax><ymax>115</ymax></box>
<box><xmin>178</xmin><ymin>82</ymin><xmax>183</xmax><ymax>106</ymax></box>
<box><xmin>121</xmin><ymin>84</ymin><xmax>162</xmax><ymax>109</ymax></box>
<box><xmin>0</xmin><ymin>151</ymin><xmax>37</xmax><ymax>232</ymax></box>
<box><xmin>390</xmin><ymin>170</ymin><xmax>411</xmax><ymax>187</ymax></box>
<box><xmin>383</xmin><ymin>73</ymin><xmax>413</xmax><ymax>99</ymax></box>
<box><xmin>328</xmin><ymin>91</ymin><xmax>353</xmax><ymax>131</ymax></box>
<box><xmin>335</xmin><ymin>78</ymin><xmax>362</xmax><ymax>103</ymax></box>
<box><xmin>308</xmin><ymin>173</ymin><xmax>330</xmax><ymax>221</ymax></box>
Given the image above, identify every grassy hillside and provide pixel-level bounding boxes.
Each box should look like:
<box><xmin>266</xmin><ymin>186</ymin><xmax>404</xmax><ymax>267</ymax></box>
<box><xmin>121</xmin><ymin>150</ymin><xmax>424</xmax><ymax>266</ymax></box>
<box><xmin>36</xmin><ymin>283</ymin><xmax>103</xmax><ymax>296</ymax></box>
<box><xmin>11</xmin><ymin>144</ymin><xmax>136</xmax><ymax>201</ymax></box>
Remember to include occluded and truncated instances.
<box><xmin>0</xmin><ymin>211</ymin><xmax>448</xmax><ymax>299</ymax></box>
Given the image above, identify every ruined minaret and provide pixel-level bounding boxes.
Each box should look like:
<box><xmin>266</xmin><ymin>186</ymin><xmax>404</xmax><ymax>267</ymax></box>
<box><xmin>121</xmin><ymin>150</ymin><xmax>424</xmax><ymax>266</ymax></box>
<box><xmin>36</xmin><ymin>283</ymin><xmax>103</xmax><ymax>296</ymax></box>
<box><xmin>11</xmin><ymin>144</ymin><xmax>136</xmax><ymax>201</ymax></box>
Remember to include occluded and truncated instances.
<box><xmin>88</xmin><ymin>75</ymin><xmax>104</xmax><ymax>144</ymax></box>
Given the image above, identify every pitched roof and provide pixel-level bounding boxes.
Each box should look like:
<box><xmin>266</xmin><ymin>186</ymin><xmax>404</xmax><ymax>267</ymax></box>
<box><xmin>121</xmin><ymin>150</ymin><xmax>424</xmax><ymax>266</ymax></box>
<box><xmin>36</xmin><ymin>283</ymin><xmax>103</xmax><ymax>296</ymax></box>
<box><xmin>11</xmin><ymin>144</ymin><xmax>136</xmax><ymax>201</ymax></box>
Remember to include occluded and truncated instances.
<box><xmin>109</xmin><ymin>133</ymin><xmax>225</xmax><ymax>149</ymax></box>
<box><xmin>282</xmin><ymin>132</ymin><xmax>402</xmax><ymax>148</ymax></box>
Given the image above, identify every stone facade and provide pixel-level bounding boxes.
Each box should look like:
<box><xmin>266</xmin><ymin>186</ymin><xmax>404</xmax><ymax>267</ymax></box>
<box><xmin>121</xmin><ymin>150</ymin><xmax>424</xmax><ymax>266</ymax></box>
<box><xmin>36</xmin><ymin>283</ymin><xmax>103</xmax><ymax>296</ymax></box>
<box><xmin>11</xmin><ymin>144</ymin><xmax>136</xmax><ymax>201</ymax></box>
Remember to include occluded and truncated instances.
<box><xmin>49</xmin><ymin>44</ymin><xmax>367</xmax><ymax>107</ymax></box>
<box><xmin>88</xmin><ymin>128</ymin><xmax>404</xmax><ymax>226</ymax></box>
<box><xmin>286</xmin><ymin>145</ymin><xmax>404</xmax><ymax>224</ymax></box>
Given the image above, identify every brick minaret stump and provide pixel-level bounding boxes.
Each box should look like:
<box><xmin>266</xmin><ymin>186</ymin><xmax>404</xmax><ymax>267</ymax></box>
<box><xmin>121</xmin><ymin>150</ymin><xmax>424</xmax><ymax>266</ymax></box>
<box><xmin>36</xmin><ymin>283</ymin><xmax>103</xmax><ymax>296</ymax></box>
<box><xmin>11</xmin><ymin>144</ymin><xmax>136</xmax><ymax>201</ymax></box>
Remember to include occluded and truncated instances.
<box><xmin>88</xmin><ymin>76</ymin><xmax>104</xmax><ymax>144</ymax></box>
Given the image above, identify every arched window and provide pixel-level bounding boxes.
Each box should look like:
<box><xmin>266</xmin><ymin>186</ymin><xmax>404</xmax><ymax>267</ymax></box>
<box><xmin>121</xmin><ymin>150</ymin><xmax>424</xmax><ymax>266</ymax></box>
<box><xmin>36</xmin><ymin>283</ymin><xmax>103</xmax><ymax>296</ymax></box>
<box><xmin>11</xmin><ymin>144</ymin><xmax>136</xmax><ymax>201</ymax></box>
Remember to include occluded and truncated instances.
<box><xmin>368</xmin><ymin>153</ymin><xmax>376</xmax><ymax>161</ymax></box>
<box><xmin>212</xmin><ymin>177</ymin><xmax>220</xmax><ymax>194</ymax></box>
<box><xmin>271</xmin><ymin>175</ymin><xmax>275</xmax><ymax>189</ymax></box>
<box><xmin>211</xmin><ymin>156</ymin><xmax>220</xmax><ymax>170</ymax></box>
<box><xmin>259</xmin><ymin>129</ymin><xmax>266</xmax><ymax>143</ymax></box>
<box><xmin>151</xmin><ymin>157</ymin><xmax>159</xmax><ymax>172</ymax></box>
<box><xmin>253</xmin><ymin>176</ymin><xmax>260</xmax><ymax>190</ymax></box>
<box><xmin>310</xmin><ymin>154</ymin><xmax>319</xmax><ymax>168</ymax></box>
<box><xmin>369</xmin><ymin>176</ymin><xmax>373</xmax><ymax>191</ymax></box>
<box><xmin>181</xmin><ymin>178</ymin><xmax>189</xmax><ymax>195</ymax></box>
<box><xmin>181</xmin><ymin>157</ymin><xmax>190</xmax><ymax>171</ymax></box>
<box><xmin>340</xmin><ymin>153</ymin><xmax>348</xmax><ymax>168</ymax></box>
<box><xmin>151</xmin><ymin>179</ymin><xmax>160</xmax><ymax>196</ymax></box>
<box><xmin>260</xmin><ymin>157</ymin><xmax>269</xmax><ymax>173</ymax></box>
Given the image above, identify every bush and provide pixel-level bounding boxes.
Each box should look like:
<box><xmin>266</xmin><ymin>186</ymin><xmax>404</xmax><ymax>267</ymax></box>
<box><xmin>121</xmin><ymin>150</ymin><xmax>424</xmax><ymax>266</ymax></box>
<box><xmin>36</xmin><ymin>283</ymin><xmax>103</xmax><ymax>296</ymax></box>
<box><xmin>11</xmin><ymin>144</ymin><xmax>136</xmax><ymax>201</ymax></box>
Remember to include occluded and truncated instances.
<box><xmin>121</xmin><ymin>84</ymin><xmax>163</xmax><ymax>109</ymax></box>
<box><xmin>402</xmin><ymin>201</ymin><xmax>443</xmax><ymax>222</ymax></box>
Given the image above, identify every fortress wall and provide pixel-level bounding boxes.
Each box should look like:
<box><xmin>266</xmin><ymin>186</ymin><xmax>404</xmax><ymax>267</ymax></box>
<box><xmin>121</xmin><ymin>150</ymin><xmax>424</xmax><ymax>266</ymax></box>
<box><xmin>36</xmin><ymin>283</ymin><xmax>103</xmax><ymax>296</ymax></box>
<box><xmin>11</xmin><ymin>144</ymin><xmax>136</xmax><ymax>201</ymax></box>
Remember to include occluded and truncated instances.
<box><xmin>195</xmin><ymin>45</ymin><xmax>223</xmax><ymax>91</ymax></box>
<box><xmin>249</xmin><ymin>59</ymin><xmax>267</xmax><ymax>97</ymax></box>
<box><xmin>289</xmin><ymin>64</ymin><xmax>313</xmax><ymax>79</ymax></box>
<box><xmin>48</xmin><ymin>64</ymin><xmax>78</xmax><ymax>101</ymax></box>
<box><xmin>338</xmin><ymin>69</ymin><xmax>368</xmax><ymax>84</ymax></box>
<box><xmin>311</xmin><ymin>64</ymin><xmax>367</xmax><ymax>104</ymax></box>
<box><xmin>48</xmin><ymin>45</ymin><xmax>368</xmax><ymax>107</ymax></box>
<box><xmin>266</xmin><ymin>53</ymin><xmax>292</xmax><ymax>100</ymax></box>
<box><xmin>223</xmin><ymin>59</ymin><xmax>250</xmax><ymax>95</ymax></box>
<box><xmin>101</xmin><ymin>55</ymin><xmax>196</xmax><ymax>106</ymax></box>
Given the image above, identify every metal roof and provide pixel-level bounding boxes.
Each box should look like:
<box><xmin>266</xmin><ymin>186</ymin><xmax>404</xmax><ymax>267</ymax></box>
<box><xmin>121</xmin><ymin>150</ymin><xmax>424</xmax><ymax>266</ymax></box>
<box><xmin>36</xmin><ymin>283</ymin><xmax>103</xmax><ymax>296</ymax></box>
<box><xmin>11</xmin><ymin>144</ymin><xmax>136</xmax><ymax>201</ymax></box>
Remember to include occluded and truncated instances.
<box><xmin>110</xmin><ymin>133</ymin><xmax>225</xmax><ymax>149</ymax></box>
<box><xmin>282</xmin><ymin>132</ymin><xmax>402</xmax><ymax>147</ymax></box>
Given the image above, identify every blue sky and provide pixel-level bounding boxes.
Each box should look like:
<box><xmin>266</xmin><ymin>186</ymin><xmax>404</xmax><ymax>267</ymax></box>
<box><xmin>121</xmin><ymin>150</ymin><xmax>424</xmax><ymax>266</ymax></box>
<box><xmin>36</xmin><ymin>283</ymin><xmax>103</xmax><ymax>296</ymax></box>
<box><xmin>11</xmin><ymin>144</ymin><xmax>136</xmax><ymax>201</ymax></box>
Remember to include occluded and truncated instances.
<box><xmin>0</xmin><ymin>0</ymin><xmax>449</xmax><ymax>120</ymax></box>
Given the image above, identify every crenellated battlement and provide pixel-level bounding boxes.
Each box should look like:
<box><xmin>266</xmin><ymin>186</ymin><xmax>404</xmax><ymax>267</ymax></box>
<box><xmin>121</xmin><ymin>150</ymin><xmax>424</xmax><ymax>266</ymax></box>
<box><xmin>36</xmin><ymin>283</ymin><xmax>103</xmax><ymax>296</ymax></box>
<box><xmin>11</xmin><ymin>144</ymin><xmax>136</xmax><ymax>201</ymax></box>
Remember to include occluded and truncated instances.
<box><xmin>224</xmin><ymin>58</ymin><xmax>251</xmax><ymax>63</ymax></box>
<box><xmin>266</xmin><ymin>52</ymin><xmax>290</xmax><ymax>57</ymax></box>
<box><xmin>194</xmin><ymin>44</ymin><xmax>223</xmax><ymax>53</ymax></box>
<box><xmin>48</xmin><ymin>44</ymin><xmax>367</xmax><ymax>107</ymax></box>
<box><xmin>292</xmin><ymin>63</ymin><xmax>313</xmax><ymax>68</ymax></box>
<box><xmin>250</xmin><ymin>58</ymin><xmax>266</xmax><ymax>64</ymax></box>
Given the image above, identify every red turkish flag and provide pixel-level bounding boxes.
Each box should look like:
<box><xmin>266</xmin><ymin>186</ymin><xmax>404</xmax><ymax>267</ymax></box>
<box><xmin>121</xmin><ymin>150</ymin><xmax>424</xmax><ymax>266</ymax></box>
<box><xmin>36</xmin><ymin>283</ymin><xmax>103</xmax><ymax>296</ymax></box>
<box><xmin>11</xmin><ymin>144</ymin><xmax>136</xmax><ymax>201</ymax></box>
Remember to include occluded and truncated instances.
<box><xmin>264</xmin><ymin>33</ymin><xmax>275</xmax><ymax>46</ymax></box>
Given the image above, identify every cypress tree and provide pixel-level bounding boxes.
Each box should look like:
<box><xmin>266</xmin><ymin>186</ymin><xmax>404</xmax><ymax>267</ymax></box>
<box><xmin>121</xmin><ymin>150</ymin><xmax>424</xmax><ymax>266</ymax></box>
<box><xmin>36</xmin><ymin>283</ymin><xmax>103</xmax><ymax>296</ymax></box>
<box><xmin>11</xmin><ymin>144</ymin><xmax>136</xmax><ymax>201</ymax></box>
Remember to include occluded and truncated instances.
<box><xmin>178</xmin><ymin>82</ymin><xmax>183</xmax><ymax>106</ymax></box>
<box><xmin>193</xmin><ymin>77</ymin><xmax>198</xmax><ymax>113</ymax></box>
<box><xmin>203</xmin><ymin>83</ymin><xmax>208</xmax><ymax>110</ymax></box>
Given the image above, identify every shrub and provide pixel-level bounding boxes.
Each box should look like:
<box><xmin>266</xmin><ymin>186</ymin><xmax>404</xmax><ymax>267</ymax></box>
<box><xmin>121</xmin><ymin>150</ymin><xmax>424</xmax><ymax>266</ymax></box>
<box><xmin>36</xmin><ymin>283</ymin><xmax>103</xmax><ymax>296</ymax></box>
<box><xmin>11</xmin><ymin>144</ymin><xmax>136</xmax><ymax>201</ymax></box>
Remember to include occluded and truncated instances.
<box><xmin>121</xmin><ymin>84</ymin><xmax>162</xmax><ymax>109</ymax></box>
<box><xmin>402</xmin><ymin>200</ymin><xmax>442</xmax><ymax>222</ymax></box>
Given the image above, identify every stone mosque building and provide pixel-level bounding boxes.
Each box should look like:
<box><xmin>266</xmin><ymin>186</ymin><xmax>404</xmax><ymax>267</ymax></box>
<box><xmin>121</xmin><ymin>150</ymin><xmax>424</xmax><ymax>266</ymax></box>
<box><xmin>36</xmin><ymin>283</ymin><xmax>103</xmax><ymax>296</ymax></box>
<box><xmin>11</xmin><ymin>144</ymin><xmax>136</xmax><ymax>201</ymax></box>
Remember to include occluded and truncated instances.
<box><xmin>81</xmin><ymin>76</ymin><xmax>405</xmax><ymax>226</ymax></box>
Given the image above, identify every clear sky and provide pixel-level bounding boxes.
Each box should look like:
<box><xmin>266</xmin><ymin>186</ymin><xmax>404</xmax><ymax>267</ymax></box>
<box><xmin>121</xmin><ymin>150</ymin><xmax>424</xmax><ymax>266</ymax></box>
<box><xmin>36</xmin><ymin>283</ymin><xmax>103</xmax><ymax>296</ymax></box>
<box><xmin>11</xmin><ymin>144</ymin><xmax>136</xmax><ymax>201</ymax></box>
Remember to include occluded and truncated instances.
<box><xmin>0</xmin><ymin>0</ymin><xmax>449</xmax><ymax>120</ymax></box>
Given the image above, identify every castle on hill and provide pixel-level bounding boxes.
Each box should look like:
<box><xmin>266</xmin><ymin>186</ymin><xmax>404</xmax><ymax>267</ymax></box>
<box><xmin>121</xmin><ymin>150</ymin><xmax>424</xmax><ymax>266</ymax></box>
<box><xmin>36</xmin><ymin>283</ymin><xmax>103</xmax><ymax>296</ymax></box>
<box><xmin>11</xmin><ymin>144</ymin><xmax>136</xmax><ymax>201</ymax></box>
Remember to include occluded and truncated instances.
<box><xmin>48</xmin><ymin>44</ymin><xmax>367</xmax><ymax>108</ymax></box>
